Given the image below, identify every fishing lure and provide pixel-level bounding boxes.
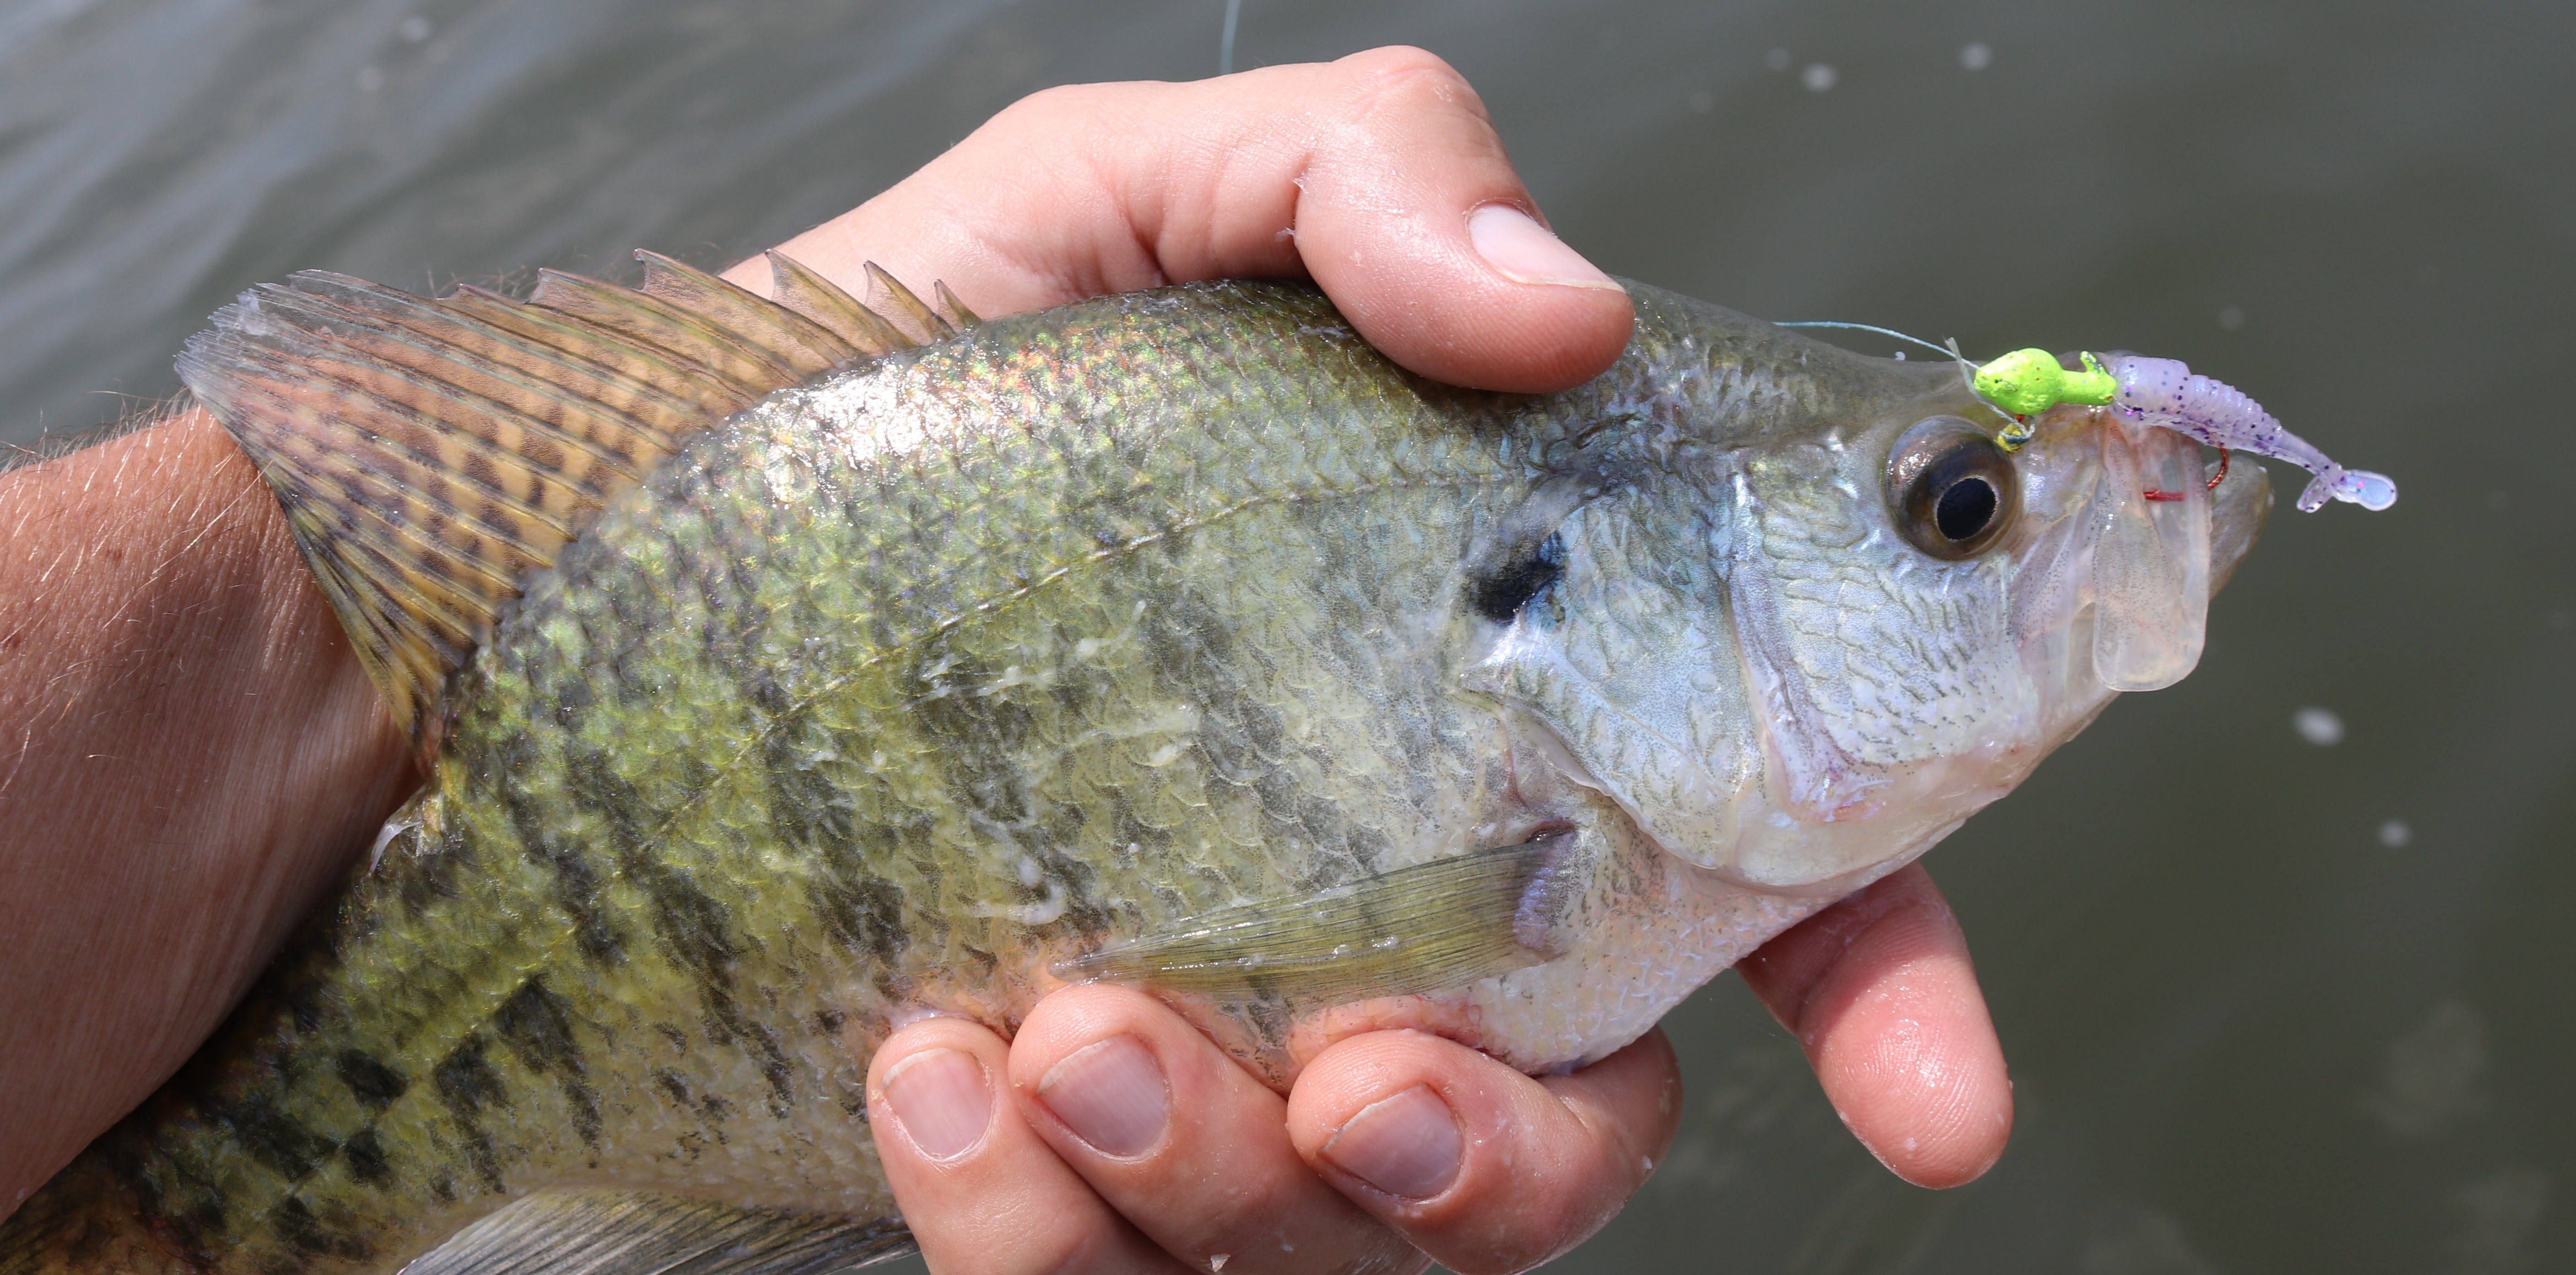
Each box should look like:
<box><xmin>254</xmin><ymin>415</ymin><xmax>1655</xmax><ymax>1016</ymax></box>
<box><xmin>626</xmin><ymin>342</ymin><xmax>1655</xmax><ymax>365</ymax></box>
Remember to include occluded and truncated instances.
<box><xmin>1779</xmin><ymin>322</ymin><xmax>2397</xmax><ymax>514</ymax></box>
<box><xmin>1973</xmin><ymin>348</ymin><xmax>2397</xmax><ymax>513</ymax></box>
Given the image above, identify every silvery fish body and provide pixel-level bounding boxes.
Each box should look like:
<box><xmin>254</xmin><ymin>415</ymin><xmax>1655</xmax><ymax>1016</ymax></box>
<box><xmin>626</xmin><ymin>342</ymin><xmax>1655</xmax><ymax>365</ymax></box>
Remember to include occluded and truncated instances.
<box><xmin>2</xmin><ymin>274</ymin><xmax>2271</xmax><ymax>1274</ymax></box>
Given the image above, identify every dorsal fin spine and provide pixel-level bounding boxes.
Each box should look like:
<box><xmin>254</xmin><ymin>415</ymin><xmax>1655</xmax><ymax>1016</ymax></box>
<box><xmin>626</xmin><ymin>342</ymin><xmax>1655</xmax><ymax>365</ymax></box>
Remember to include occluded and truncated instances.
<box><xmin>762</xmin><ymin>251</ymin><xmax>913</xmax><ymax>356</ymax></box>
<box><xmin>863</xmin><ymin>261</ymin><xmax>954</xmax><ymax>344</ymax></box>
<box><xmin>934</xmin><ymin>281</ymin><xmax>982</xmax><ymax>329</ymax></box>
<box><xmin>633</xmin><ymin>250</ymin><xmax>863</xmax><ymax>372</ymax></box>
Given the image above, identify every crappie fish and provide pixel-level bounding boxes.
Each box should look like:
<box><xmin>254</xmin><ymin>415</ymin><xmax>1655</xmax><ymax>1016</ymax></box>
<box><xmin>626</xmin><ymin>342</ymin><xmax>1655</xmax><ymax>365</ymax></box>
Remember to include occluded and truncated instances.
<box><xmin>4</xmin><ymin>250</ymin><xmax>2323</xmax><ymax>1274</ymax></box>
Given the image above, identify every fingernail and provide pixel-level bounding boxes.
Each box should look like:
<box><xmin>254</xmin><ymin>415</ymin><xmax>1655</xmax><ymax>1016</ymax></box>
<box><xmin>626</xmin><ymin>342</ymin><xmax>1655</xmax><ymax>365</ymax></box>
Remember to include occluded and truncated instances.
<box><xmin>1320</xmin><ymin>1084</ymin><xmax>1463</xmax><ymax>1200</ymax></box>
<box><xmin>1468</xmin><ymin>204</ymin><xmax>1620</xmax><ymax>291</ymax></box>
<box><xmin>1037</xmin><ymin>1034</ymin><xmax>1170</xmax><ymax>1158</ymax></box>
<box><xmin>881</xmin><ymin>1048</ymin><xmax>992</xmax><ymax>1162</ymax></box>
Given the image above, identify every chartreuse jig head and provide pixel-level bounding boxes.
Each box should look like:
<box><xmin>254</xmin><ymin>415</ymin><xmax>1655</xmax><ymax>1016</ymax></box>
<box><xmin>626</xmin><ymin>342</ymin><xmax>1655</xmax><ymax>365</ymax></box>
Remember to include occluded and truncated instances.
<box><xmin>1973</xmin><ymin>349</ymin><xmax>2116</xmax><ymax>448</ymax></box>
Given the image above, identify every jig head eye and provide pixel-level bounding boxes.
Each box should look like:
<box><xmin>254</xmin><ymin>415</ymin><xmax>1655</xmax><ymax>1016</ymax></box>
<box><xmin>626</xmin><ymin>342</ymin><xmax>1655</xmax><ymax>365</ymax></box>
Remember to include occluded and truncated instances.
<box><xmin>1888</xmin><ymin>416</ymin><xmax>2020</xmax><ymax>559</ymax></box>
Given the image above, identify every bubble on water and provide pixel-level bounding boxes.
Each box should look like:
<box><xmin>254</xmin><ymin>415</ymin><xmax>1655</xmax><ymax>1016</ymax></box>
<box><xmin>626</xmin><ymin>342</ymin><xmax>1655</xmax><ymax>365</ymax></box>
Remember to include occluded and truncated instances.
<box><xmin>2446</xmin><ymin>1168</ymin><xmax>2551</xmax><ymax>1272</ymax></box>
<box><xmin>399</xmin><ymin>15</ymin><xmax>431</xmax><ymax>42</ymax></box>
<box><xmin>2360</xmin><ymin>1000</ymin><xmax>2486</xmax><ymax>1138</ymax></box>
<box><xmin>2082</xmin><ymin>1203</ymin><xmax>2223</xmax><ymax>1275</ymax></box>
<box><xmin>1960</xmin><ymin>42</ymin><xmax>1993</xmax><ymax>70</ymax></box>
<box><xmin>2294</xmin><ymin>707</ymin><xmax>2345</xmax><ymax>746</ymax></box>
<box><xmin>1687</xmin><ymin>89</ymin><xmax>1714</xmax><ymax>114</ymax></box>
<box><xmin>2378</xmin><ymin>819</ymin><xmax>2413</xmax><ymax>848</ymax></box>
<box><xmin>2219</xmin><ymin>305</ymin><xmax>2245</xmax><ymax>330</ymax></box>
<box><xmin>1802</xmin><ymin>63</ymin><xmax>1837</xmax><ymax>92</ymax></box>
<box><xmin>355</xmin><ymin>65</ymin><xmax>385</xmax><ymax>92</ymax></box>
<box><xmin>1766</xmin><ymin>47</ymin><xmax>1792</xmax><ymax>71</ymax></box>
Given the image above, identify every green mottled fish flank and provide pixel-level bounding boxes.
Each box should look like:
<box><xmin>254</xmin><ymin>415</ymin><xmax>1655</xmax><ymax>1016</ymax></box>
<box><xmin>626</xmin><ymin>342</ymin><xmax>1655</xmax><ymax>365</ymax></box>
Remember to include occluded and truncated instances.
<box><xmin>4</xmin><ymin>280</ymin><xmax>1989</xmax><ymax>1274</ymax></box>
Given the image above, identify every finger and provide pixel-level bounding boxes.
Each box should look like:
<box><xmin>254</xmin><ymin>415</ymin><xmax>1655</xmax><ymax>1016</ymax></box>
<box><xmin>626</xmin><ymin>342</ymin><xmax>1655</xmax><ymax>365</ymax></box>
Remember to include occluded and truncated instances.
<box><xmin>730</xmin><ymin>46</ymin><xmax>1633</xmax><ymax>394</ymax></box>
<box><xmin>1006</xmin><ymin>985</ymin><xmax>1425</xmax><ymax>1275</ymax></box>
<box><xmin>1735</xmin><ymin>863</ymin><xmax>2013</xmax><ymax>1188</ymax></box>
<box><xmin>1284</xmin><ymin>1028</ymin><xmax>1681</xmax><ymax>1275</ymax></box>
<box><xmin>866</xmin><ymin>1016</ymin><xmax>1190</xmax><ymax>1275</ymax></box>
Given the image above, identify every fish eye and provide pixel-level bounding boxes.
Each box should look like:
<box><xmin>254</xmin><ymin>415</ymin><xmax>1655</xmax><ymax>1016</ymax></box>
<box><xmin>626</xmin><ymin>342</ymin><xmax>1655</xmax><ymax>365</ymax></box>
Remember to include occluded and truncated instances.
<box><xmin>1887</xmin><ymin>416</ymin><xmax>2019</xmax><ymax>559</ymax></box>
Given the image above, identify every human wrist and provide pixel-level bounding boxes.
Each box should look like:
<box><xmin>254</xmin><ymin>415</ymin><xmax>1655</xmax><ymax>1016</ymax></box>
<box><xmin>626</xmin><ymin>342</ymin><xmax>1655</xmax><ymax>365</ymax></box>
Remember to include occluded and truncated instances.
<box><xmin>0</xmin><ymin>406</ymin><xmax>414</xmax><ymax>1203</ymax></box>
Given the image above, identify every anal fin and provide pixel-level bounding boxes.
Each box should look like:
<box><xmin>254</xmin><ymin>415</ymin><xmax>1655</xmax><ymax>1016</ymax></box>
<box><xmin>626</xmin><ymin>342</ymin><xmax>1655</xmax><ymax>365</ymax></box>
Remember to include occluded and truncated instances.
<box><xmin>1055</xmin><ymin>834</ymin><xmax>1577</xmax><ymax>1005</ymax></box>
<box><xmin>401</xmin><ymin>1189</ymin><xmax>914</xmax><ymax>1275</ymax></box>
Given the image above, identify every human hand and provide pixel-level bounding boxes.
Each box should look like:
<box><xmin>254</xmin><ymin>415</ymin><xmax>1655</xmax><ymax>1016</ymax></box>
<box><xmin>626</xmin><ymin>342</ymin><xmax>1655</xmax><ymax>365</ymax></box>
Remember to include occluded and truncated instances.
<box><xmin>860</xmin><ymin>864</ymin><xmax>2001</xmax><ymax>1275</ymax></box>
<box><xmin>735</xmin><ymin>49</ymin><xmax>2014</xmax><ymax>1273</ymax></box>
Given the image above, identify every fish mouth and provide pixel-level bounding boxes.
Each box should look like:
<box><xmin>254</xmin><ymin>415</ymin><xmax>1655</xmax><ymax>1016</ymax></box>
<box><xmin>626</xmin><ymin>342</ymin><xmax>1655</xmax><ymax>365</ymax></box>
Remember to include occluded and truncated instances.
<box><xmin>2206</xmin><ymin>445</ymin><xmax>2274</xmax><ymax>595</ymax></box>
<box><xmin>2014</xmin><ymin>405</ymin><xmax>2273</xmax><ymax>711</ymax></box>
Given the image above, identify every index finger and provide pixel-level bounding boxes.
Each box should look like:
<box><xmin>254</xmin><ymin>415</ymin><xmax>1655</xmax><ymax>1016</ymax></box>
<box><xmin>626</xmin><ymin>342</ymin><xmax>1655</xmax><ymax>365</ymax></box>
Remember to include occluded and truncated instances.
<box><xmin>1285</xmin><ymin>1028</ymin><xmax>1682</xmax><ymax>1275</ymax></box>
<box><xmin>728</xmin><ymin>46</ymin><xmax>1634</xmax><ymax>394</ymax></box>
<box><xmin>1736</xmin><ymin>864</ymin><xmax>2014</xmax><ymax>1188</ymax></box>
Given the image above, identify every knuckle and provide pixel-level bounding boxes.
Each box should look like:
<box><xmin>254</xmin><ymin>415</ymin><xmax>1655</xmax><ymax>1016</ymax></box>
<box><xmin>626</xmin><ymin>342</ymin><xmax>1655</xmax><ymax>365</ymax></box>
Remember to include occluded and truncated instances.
<box><xmin>1331</xmin><ymin>46</ymin><xmax>1490</xmax><ymax>128</ymax></box>
<box><xmin>985</xmin><ymin>81</ymin><xmax>1109</xmax><ymax>138</ymax></box>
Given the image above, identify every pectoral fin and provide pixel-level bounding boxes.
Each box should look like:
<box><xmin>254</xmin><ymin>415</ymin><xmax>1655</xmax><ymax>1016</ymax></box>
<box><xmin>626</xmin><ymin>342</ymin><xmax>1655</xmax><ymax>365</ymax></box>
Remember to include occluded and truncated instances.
<box><xmin>1055</xmin><ymin>835</ymin><xmax>1576</xmax><ymax>1005</ymax></box>
<box><xmin>403</xmin><ymin>1188</ymin><xmax>914</xmax><ymax>1275</ymax></box>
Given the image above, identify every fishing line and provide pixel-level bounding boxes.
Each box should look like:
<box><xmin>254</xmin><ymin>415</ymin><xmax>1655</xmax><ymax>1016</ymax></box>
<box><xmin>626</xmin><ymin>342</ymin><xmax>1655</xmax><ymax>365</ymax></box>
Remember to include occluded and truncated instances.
<box><xmin>1776</xmin><ymin>320</ymin><xmax>1965</xmax><ymax>362</ymax></box>
<box><xmin>1781</xmin><ymin>320</ymin><xmax>1994</xmax><ymax>416</ymax></box>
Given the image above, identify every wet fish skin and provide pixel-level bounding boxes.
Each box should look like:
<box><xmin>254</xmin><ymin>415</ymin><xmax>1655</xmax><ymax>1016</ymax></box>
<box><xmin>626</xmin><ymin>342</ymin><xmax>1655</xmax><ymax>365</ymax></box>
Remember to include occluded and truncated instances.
<box><xmin>2</xmin><ymin>278</ymin><xmax>2235</xmax><ymax>1273</ymax></box>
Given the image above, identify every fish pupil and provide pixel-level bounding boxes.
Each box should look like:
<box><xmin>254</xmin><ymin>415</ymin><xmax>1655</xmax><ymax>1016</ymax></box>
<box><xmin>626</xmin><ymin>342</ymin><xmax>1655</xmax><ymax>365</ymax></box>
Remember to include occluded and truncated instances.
<box><xmin>1935</xmin><ymin>477</ymin><xmax>1998</xmax><ymax>542</ymax></box>
<box><xmin>1469</xmin><ymin>531</ymin><xmax>1565</xmax><ymax>622</ymax></box>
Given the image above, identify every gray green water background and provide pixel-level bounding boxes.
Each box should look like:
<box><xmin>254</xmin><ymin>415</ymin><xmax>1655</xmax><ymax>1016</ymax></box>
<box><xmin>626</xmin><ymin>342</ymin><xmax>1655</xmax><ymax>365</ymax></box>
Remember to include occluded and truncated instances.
<box><xmin>4</xmin><ymin>1</ymin><xmax>2570</xmax><ymax>1269</ymax></box>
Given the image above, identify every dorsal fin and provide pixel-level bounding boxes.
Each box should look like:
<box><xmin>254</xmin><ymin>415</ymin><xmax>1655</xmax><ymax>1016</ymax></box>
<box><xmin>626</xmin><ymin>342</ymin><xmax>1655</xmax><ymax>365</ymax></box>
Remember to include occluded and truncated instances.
<box><xmin>761</xmin><ymin>251</ymin><xmax>914</xmax><ymax>356</ymax></box>
<box><xmin>933</xmin><ymin>280</ymin><xmax>982</xmax><ymax>330</ymax></box>
<box><xmin>178</xmin><ymin>253</ymin><xmax>956</xmax><ymax>762</ymax></box>
<box><xmin>862</xmin><ymin>261</ymin><xmax>955</xmax><ymax>345</ymax></box>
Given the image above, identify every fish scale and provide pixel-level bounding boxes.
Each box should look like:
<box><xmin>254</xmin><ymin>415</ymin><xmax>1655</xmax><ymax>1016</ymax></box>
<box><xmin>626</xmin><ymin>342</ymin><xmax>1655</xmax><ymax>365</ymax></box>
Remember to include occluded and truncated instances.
<box><xmin>5</xmin><ymin>255</ymin><xmax>2290</xmax><ymax>1273</ymax></box>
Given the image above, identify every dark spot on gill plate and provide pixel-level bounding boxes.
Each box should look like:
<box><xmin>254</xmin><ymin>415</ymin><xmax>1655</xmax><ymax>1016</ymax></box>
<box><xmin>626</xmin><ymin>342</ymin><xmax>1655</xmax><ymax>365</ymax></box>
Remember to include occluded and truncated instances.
<box><xmin>1468</xmin><ymin>531</ymin><xmax>1564</xmax><ymax>622</ymax></box>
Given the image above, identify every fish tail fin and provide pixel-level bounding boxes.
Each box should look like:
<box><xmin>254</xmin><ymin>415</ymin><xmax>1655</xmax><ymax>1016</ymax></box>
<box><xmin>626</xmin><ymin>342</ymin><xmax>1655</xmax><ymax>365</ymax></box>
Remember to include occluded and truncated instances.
<box><xmin>178</xmin><ymin>253</ymin><xmax>954</xmax><ymax>762</ymax></box>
